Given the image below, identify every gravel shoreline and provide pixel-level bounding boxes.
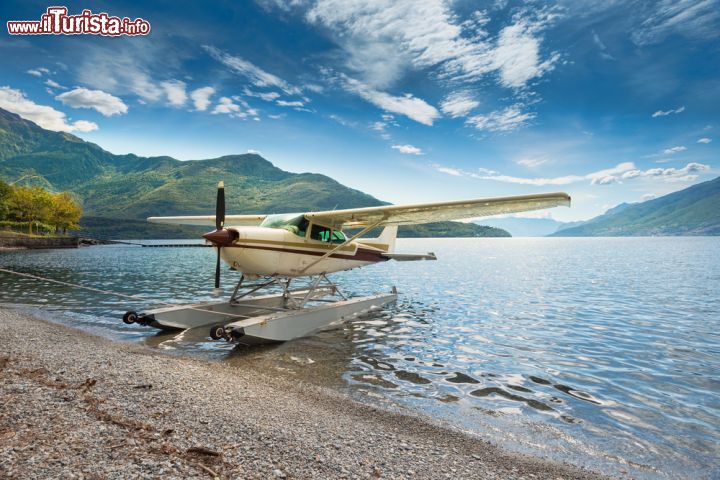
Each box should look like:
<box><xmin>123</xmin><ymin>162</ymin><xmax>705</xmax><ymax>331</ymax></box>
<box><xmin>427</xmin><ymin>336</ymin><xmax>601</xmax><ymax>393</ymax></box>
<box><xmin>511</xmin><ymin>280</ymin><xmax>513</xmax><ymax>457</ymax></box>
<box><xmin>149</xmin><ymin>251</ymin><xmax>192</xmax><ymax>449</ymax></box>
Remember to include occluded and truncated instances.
<box><xmin>0</xmin><ymin>308</ymin><xmax>609</xmax><ymax>479</ymax></box>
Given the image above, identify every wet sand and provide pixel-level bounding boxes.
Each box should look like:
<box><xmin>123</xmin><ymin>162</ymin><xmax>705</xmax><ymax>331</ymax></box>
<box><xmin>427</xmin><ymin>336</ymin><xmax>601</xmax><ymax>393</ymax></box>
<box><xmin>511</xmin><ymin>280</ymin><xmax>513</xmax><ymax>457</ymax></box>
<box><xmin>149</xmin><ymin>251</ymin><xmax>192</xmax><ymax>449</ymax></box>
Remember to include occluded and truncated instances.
<box><xmin>0</xmin><ymin>308</ymin><xmax>608</xmax><ymax>479</ymax></box>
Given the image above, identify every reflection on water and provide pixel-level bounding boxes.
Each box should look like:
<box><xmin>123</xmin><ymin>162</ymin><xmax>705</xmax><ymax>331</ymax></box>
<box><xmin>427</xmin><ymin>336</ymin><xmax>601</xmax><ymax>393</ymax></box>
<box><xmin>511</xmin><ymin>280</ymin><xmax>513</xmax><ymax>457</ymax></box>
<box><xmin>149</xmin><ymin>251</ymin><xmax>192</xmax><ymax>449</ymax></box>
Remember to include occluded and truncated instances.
<box><xmin>2</xmin><ymin>238</ymin><xmax>720</xmax><ymax>478</ymax></box>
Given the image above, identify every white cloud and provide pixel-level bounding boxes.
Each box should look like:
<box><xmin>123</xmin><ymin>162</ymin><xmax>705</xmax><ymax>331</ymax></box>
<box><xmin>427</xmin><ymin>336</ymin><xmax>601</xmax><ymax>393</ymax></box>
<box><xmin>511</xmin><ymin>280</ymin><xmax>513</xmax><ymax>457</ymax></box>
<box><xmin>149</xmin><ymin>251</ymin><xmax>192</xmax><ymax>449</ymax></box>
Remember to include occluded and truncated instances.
<box><xmin>652</xmin><ymin>106</ymin><xmax>685</xmax><ymax>117</ymax></box>
<box><xmin>204</xmin><ymin>45</ymin><xmax>300</xmax><ymax>95</ymax></box>
<box><xmin>71</xmin><ymin>120</ymin><xmax>99</xmax><ymax>132</ymax></box>
<box><xmin>632</xmin><ymin>0</ymin><xmax>720</xmax><ymax>46</ymax></box>
<box><xmin>77</xmin><ymin>47</ymin><xmax>164</xmax><ymax>102</ymax></box>
<box><xmin>344</xmin><ymin>77</ymin><xmax>440</xmax><ymax>125</ymax></box>
<box><xmin>698</xmin><ymin>137</ymin><xmax>712</xmax><ymax>144</ymax></box>
<box><xmin>44</xmin><ymin>79</ymin><xmax>65</xmax><ymax>89</ymax></box>
<box><xmin>492</xmin><ymin>19</ymin><xmax>559</xmax><ymax>88</ymax></box>
<box><xmin>303</xmin><ymin>83</ymin><xmax>324</xmax><ymax>93</ymax></box>
<box><xmin>328</xmin><ymin>114</ymin><xmax>357</xmax><ymax>128</ymax></box>
<box><xmin>55</xmin><ymin>88</ymin><xmax>128</xmax><ymax>117</ymax></box>
<box><xmin>211</xmin><ymin>96</ymin><xmax>257</xmax><ymax>120</ymax></box>
<box><xmin>27</xmin><ymin>67</ymin><xmax>50</xmax><ymax>77</ymax></box>
<box><xmin>433</xmin><ymin>161</ymin><xmax>637</xmax><ymax>186</ymax></box>
<box><xmin>663</xmin><ymin>145</ymin><xmax>687</xmax><ymax>154</ymax></box>
<box><xmin>516</xmin><ymin>156</ymin><xmax>547</xmax><ymax>168</ymax></box>
<box><xmin>467</xmin><ymin>105</ymin><xmax>535</xmax><ymax>132</ymax></box>
<box><xmin>276</xmin><ymin>100</ymin><xmax>304</xmax><ymax>107</ymax></box>
<box><xmin>440</xmin><ymin>91</ymin><xmax>479</xmax><ymax>118</ymax></box>
<box><xmin>160</xmin><ymin>80</ymin><xmax>187</xmax><ymax>107</ymax></box>
<box><xmin>391</xmin><ymin>144</ymin><xmax>423</xmax><ymax>155</ymax></box>
<box><xmin>247</xmin><ymin>149</ymin><xmax>262</xmax><ymax>155</ymax></box>
<box><xmin>642</xmin><ymin>193</ymin><xmax>657</xmax><ymax>201</ymax></box>
<box><xmin>243</xmin><ymin>88</ymin><xmax>282</xmax><ymax>102</ymax></box>
<box><xmin>592</xmin><ymin>30</ymin><xmax>614</xmax><ymax>60</ymax></box>
<box><xmin>621</xmin><ymin>162</ymin><xmax>710</xmax><ymax>183</ymax></box>
<box><xmin>434</xmin><ymin>166</ymin><xmax>462</xmax><ymax>176</ymax></box>
<box><xmin>304</xmin><ymin>1</ymin><xmax>558</xmax><ymax>90</ymax></box>
<box><xmin>190</xmin><ymin>86</ymin><xmax>215</xmax><ymax>111</ymax></box>
<box><xmin>0</xmin><ymin>86</ymin><xmax>98</xmax><ymax>133</ymax></box>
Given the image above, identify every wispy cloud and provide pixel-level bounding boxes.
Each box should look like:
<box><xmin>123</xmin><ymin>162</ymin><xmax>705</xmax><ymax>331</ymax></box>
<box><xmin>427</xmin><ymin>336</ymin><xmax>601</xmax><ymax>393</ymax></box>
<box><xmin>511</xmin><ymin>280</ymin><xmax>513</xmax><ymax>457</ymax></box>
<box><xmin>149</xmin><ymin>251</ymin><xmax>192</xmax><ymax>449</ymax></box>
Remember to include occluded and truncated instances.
<box><xmin>305</xmin><ymin>1</ymin><xmax>558</xmax><ymax>92</ymax></box>
<box><xmin>26</xmin><ymin>67</ymin><xmax>50</xmax><ymax>77</ymax></box>
<box><xmin>621</xmin><ymin>162</ymin><xmax>709</xmax><ymax>182</ymax></box>
<box><xmin>204</xmin><ymin>45</ymin><xmax>300</xmax><ymax>95</ymax></box>
<box><xmin>343</xmin><ymin>77</ymin><xmax>439</xmax><ymax>126</ymax></box>
<box><xmin>652</xmin><ymin>105</ymin><xmax>685</xmax><ymax>117</ymax></box>
<box><xmin>698</xmin><ymin>137</ymin><xmax>712</xmax><ymax>144</ymax></box>
<box><xmin>243</xmin><ymin>88</ymin><xmax>281</xmax><ymax>102</ymax></box>
<box><xmin>433</xmin><ymin>160</ymin><xmax>709</xmax><ymax>185</ymax></box>
<box><xmin>440</xmin><ymin>91</ymin><xmax>479</xmax><ymax>118</ymax></box>
<box><xmin>77</xmin><ymin>45</ymin><xmax>165</xmax><ymax>102</ymax></box>
<box><xmin>55</xmin><ymin>88</ymin><xmax>128</xmax><ymax>117</ymax></box>
<box><xmin>516</xmin><ymin>156</ymin><xmax>548</xmax><ymax>168</ymax></box>
<box><xmin>190</xmin><ymin>86</ymin><xmax>215</xmax><ymax>111</ymax></box>
<box><xmin>632</xmin><ymin>0</ymin><xmax>720</xmax><ymax>46</ymax></box>
<box><xmin>592</xmin><ymin>30</ymin><xmax>614</xmax><ymax>60</ymax></box>
<box><xmin>0</xmin><ymin>86</ymin><xmax>98</xmax><ymax>132</ymax></box>
<box><xmin>663</xmin><ymin>145</ymin><xmax>687</xmax><ymax>154</ymax></box>
<box><xmin>467</xmin><ymin>105</ymin><xmax>535</xmax><ymax>132</ymax></box>
<box><xmin>44</xmin><ymin>79</ymin><xmax>65</xmax><ymax>90</ymax></box>
<box><xmin>392</xmin><ymin>144</ymin><xmax>423</xmax><ymax>155</ymax></box>
<box><xmin>276</xmin><ymin>100</ymin><xmax>305</xmax><ymax>107</ymax></box>
<box><xmin>432</xmin><ymin>162</ymin><xmax>633</xmax><ymax>186</ymax></box>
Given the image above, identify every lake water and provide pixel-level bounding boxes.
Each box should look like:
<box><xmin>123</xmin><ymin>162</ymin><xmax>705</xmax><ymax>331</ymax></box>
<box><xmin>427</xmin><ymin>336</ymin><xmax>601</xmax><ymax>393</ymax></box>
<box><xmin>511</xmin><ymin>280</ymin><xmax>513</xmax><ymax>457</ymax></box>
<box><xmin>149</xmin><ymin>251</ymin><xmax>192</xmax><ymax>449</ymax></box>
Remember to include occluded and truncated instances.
<box><xmin>1</xmin><ymin>238</ymin><xmax>719</xmax><ymax>478</ymax></box>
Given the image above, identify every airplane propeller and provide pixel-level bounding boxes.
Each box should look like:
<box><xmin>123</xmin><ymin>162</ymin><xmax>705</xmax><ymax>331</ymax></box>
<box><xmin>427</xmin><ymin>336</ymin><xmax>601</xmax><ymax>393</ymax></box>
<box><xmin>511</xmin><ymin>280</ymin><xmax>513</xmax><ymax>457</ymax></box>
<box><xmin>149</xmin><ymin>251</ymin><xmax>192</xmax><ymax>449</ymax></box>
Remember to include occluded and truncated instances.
<box><xmin>214</xmin><ymin>180</ymin><xmax>225</xmax><ymax>289</ymax></box>
<box><xmin>202</xmin><ymin>181</ymin><xmax>236</xmax><ymax>291</ymax></box>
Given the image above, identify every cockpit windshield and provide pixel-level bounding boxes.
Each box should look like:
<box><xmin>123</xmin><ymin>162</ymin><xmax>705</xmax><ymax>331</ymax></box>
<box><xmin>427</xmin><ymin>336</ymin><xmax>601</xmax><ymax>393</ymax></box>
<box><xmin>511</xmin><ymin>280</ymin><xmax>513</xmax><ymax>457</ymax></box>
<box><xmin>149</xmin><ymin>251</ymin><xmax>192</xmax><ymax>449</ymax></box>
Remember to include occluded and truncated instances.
<box><xmin>260</xmin><ymin>213</ymin><xmax>309</xmax><ymax>237</ymax></box>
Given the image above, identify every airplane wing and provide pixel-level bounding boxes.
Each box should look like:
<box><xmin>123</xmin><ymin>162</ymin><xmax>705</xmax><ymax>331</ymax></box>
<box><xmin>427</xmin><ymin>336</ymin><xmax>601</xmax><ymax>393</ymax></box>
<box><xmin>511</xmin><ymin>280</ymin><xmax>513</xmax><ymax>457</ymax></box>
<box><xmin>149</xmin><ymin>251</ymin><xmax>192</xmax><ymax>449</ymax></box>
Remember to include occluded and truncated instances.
<box><xmin>147</xmin><ymin>214</ymin><xmax>266</xmax><ymax>226</ymax></box>
<box><xmin>304</xmin><ymin>192</ymin><xmax>570</xmax><ymax>228</ymax></box>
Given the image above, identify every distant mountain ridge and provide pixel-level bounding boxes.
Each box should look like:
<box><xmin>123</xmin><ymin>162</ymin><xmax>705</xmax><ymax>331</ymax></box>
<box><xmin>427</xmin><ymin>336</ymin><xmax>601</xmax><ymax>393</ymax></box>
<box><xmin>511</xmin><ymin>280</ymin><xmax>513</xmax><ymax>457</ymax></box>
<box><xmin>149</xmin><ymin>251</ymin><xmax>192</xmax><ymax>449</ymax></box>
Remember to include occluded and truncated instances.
<box><xmin>0</xmin><ymin>107</ymin><xmax>509</xmax><ymax>239</ymax></box>
<box><xmin>477</xmin><ymin>217</ymin><xmax>568</xmax><ymax>237</ymax></box>
<box><xmin>552</xmin><ymin>176</ymin><xmax>720</xmax><ymax>236</ymax></box>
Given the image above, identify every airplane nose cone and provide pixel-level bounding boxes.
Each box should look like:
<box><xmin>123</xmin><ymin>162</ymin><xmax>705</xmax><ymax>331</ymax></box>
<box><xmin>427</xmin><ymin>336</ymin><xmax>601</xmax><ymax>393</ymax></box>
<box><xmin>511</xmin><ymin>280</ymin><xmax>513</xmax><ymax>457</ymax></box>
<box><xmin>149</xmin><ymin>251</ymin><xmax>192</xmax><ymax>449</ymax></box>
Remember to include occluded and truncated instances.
<box><xmin>203</xmin><ymin>228</ymin><xmax>237</xmax><ymax>245</ymax></box>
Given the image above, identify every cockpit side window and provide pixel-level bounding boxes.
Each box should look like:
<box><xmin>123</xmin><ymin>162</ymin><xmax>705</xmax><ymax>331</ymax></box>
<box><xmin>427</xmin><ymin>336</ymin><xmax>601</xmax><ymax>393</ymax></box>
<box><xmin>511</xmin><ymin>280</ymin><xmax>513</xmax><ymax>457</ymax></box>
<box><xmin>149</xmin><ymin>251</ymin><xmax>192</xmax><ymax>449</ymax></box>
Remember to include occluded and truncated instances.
<box><xmin>310</xmin><ymin>224</ymin><xmax>331</xmax><ymax>242</ymax></box>
<box><xmin>332</xmin><ymin>230</ymin><xmax>346</xmax><ymax>243</ymax></box>
<box><xmin>310</xmin><ymin>224</ymin><xmax>347</xmax><ymax>243</ymax></box>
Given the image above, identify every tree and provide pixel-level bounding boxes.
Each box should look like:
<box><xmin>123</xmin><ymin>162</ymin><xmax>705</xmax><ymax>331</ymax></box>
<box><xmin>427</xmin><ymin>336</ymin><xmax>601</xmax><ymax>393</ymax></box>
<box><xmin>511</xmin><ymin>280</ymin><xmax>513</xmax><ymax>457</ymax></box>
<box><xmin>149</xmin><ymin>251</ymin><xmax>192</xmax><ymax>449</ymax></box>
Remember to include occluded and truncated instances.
<box><xmin>7</xmin><ymin>186</ymin><xmax>53</xmax><ymax>234</ymax></box>
<box><xmin>50</xmin><ymin>192</ymin><xmax>82</xmax><ymax>234</ymax></box>
<box><xmin>0</xmin><ymin>179</ymin><xmax>11</xmax><ymax>221</ymax></box>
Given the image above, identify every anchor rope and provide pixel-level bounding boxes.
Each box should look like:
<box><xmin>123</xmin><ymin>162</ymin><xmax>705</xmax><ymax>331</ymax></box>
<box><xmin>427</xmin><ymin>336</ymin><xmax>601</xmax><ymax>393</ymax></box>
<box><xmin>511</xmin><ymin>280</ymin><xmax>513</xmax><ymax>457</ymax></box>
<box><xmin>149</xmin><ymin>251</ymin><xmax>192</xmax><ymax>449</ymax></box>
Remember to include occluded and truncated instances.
<box><xmin>0</xmin><ymin>266</ymin><xmax>173</xmax><ymax>305</ymax></box>
<box><xmin>0</xmin><ymin>266</ymin><xmax>313</xmax><ymax>321</ymax></box>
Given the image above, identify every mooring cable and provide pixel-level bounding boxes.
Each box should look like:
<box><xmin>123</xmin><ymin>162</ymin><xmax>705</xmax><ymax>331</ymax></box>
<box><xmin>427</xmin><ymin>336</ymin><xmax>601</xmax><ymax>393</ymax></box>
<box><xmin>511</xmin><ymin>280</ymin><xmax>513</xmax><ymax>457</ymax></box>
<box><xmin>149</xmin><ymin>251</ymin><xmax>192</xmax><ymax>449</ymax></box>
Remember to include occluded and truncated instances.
<box><xmin>0</xmin><ymin>267</ymin><xmax>254</xmax><ymax>320</ymax></box>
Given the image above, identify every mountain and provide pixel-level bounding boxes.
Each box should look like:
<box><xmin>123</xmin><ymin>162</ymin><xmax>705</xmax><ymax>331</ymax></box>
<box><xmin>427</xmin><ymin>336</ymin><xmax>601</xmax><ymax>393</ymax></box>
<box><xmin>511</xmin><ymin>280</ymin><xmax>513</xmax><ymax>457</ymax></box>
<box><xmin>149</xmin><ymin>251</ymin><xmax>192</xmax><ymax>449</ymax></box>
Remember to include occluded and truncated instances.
<box><xmin>551</xmin><ymin>177</ymin><xmax>720</xmax><ymax>236</ymax></box>
<box><xmin>0</xmin><ymin>108</ymin><xmax>509</xmax><ymax>239</ymax></box>
<box><xmin>478</xmin><ymin>217</ymin><xmax>569</xmax><ymax>237</ymax></box>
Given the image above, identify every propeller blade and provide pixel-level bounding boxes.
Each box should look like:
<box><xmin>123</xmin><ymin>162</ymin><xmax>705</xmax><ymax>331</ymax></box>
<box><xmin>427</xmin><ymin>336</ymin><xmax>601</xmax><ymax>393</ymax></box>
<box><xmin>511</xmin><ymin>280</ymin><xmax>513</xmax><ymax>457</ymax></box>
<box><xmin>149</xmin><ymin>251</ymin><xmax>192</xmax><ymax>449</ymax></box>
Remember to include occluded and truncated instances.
<box><xmin>216</xmin><ymin>180</ymin><xmax>225</xmax><ymax>230</ymax></box>
<box><xmin>214</xmin><ymin>247</ymin><xmax>221</xmax><ymax>289</ymax></box>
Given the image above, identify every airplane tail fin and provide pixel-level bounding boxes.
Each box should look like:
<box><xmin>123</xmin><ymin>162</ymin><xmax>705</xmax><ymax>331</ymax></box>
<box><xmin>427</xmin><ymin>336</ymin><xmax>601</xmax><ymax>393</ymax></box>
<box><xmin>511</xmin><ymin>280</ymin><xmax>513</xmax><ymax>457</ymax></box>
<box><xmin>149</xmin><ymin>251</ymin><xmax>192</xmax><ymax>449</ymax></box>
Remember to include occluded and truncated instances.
<box><xmin>377</xmin><ymin>225</ymin><xmax>397</xmax><ymax>253</ymax></box>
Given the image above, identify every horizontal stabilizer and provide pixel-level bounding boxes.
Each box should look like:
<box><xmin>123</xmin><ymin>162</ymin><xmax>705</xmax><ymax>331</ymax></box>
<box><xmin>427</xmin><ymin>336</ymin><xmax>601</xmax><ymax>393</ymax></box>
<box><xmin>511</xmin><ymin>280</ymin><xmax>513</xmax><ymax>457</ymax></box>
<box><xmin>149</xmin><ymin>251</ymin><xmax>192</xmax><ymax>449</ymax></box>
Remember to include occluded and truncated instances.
<box><xmin>382</xmin><ymin>252</ymin><xmax>437</xmax><ymax>262</ymax></box>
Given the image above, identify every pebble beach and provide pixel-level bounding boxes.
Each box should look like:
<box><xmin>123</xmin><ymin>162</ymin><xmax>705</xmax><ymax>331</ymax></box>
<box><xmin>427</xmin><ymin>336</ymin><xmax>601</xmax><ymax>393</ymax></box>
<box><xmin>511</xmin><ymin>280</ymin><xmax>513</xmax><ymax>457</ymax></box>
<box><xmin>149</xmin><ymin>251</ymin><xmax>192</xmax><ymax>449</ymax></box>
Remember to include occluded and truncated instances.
<box><xmin>0</xmin><ymin>308</ymin><xmax>608</xmax><ymax>479</ymax></box>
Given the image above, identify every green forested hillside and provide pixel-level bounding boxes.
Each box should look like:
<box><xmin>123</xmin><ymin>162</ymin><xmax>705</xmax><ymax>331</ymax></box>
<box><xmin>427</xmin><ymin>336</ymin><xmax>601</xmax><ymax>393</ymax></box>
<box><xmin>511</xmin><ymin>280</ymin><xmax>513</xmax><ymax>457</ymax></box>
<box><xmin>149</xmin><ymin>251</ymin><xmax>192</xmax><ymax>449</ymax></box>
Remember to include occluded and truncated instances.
<box><xmin>552</xmin><ymin>176</ymin><xmax>720</xmax><ymax>236</ymax></box>
<box><xmin>0</xmin><ymin>108</ymin><xmax>509</xmax><ymax>239</ymax></box>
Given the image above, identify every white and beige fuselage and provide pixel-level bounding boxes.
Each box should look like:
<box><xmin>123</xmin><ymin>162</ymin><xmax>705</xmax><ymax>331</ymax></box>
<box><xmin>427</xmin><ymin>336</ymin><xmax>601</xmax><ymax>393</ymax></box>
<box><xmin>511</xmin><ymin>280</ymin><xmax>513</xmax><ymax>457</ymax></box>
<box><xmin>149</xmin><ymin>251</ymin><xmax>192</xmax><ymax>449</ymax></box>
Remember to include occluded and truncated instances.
<box><xmin>217</xmin><ymin>225</ymin><xmax>393</xmax><ymax>277</ymax></box>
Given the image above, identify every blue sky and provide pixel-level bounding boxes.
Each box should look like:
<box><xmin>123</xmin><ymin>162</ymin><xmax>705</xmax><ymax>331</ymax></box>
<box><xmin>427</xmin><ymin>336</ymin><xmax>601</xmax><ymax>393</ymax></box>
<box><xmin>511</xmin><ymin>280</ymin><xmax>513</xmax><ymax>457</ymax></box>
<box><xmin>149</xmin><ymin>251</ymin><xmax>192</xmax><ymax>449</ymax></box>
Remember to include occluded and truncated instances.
<box><xmin>1</xmin><ymin>0</ymin><xmax>718</xmax><ymax>221</ymax></box>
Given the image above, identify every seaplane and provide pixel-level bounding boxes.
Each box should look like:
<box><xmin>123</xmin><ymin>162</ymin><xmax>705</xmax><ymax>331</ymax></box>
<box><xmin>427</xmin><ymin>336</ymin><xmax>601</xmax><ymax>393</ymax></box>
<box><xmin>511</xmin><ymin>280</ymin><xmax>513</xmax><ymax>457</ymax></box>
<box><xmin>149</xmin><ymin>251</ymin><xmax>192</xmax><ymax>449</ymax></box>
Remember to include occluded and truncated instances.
<box><xmin>121</xmin><ymin>182</ymin><xmax>570</xmax><ymax>345</ymax></box>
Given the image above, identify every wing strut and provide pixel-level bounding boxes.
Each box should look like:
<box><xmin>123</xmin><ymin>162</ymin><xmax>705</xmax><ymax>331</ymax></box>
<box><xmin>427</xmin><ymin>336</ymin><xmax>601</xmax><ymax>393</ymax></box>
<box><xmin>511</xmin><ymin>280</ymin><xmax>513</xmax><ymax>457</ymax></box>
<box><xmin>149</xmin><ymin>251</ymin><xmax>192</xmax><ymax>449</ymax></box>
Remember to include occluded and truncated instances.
<box><xmin>295</xmin><ymin>220</ymin><xmax>383</xmax><ymax>275</ymax></box>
